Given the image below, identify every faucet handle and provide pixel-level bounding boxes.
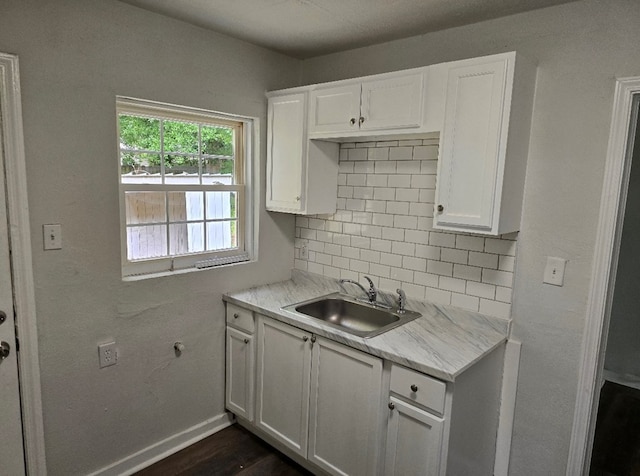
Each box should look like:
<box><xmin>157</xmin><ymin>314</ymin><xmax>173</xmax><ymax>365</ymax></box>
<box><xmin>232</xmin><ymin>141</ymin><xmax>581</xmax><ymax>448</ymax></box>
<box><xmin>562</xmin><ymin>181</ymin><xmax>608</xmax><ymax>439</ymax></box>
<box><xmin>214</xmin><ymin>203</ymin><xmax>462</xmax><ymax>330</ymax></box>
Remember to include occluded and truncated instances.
<box><xmin>396</xmin><ymin>288</ymin><xmax>406</xmax><ymax>313</ymax></box>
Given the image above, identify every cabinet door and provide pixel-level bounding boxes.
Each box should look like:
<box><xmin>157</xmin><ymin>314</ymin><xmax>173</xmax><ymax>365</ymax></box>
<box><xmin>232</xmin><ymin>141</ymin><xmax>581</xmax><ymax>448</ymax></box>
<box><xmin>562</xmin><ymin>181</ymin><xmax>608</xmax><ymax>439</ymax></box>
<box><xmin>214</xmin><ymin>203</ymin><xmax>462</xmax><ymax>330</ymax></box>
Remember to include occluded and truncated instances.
<box><xmin>308</xmin><ymin>337</ymin><xmax>383</xmax><ymax>476</ymax></box>
<box><xmin>435</xmin><ymin>58</ymin><xmax>509</xmax><ymax>233</ymax></box>
<box><xmin>266</xmin><ymin>94</ymin><xmax>305</xmax><ymax>212</ymax></box>
<box><xmin>225</xmin><ymin>327</ymin><xmax>254</xmax><ymax>421</ymax></box>
<box><xmin>255</xmin><ymin>316</ymin><xmax>312</xmax><ymax>457</ymax></box>
<box><xmin>308</xmin><ymin>84</ymin><xmax>361</xmax><ymax>135</ymax></box>
<box><xmin>385</xmin><ymin>397</ymin><xmax>445</xmax><ymax>476</ymax></box>
<box><xmin>360</xmin><ymin>73</ymin><xmax>424</xmax><ymax>131</ymax></box>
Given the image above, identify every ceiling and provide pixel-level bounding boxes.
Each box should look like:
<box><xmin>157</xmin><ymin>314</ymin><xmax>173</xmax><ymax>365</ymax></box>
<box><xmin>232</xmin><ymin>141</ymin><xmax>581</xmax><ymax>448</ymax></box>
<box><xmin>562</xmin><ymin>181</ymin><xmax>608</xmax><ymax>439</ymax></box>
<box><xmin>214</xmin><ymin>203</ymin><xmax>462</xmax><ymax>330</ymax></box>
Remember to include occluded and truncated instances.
<box><xmin>119</xmin><ymin>0</ymin><xmax>578</xmax><ymax>59</ymax></box>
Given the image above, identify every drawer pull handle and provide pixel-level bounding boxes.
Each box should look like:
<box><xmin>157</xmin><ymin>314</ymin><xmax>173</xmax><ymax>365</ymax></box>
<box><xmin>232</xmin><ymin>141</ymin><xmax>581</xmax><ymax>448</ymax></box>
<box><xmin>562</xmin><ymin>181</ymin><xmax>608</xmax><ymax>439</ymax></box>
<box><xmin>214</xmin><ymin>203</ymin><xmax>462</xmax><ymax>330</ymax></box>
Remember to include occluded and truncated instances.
<box><xmin>411</xmin><ymin>384</ymin><xmax>418</xmax><ymax>392</ymax></box>
<box><xmin>359</xmin><ymin>116</ymin><xmax>365</xmax><ymax>125</ymax></box>
<box><xmin>233</xmin><ymin>313</ymin><xmax>239</xmax><ymax>319</ymax></box>
<box><xmin>311</xmin><ymin>336</ymin><xmax>316</xmax><ymax>343</ymax></box>
<box><xmin>437</xmin><ymin>204</ymin><xmax>444</xmax><ymax>213</ymax></box>
<box><xmin>244</xmin><ymin>338</ymin><xmax>249</xmax><ymax>344</ymax></box>
<box><xmin>303</xmin><ymin>336</ymin><xmax>309</xmax><ymax>342</ymax></box>
<box><xmin>388</xmin><ymin>402</ymin><xmax>395</xmax><ymax>410</ymax></box>
<box><xmin>350</xmin><ymin>118</ymin><xmax>356</xmax><ymax>125</ymax></box>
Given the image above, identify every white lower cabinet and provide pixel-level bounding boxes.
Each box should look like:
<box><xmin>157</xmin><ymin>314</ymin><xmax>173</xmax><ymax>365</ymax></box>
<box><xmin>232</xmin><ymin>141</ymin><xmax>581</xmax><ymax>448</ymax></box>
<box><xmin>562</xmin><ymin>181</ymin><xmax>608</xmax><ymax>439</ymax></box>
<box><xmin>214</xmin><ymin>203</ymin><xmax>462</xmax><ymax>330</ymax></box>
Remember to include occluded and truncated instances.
<box><xmin>225</xmin><ymin>327</ymin><xmax>254</xmax><ymax>421</ymax></box>
<box><xmin>225</xmin><ymin>304</ymin><xmax>505</xmax><ymax>476</ymax></box>
<box><xmin>308</xmin><ymin>337</ymin><xmax>383</xmax><ymax>476</ymax></box>
<box><xmin>255</xmin><ymin>316</ymin><xmax>312</xmax><ymax>457</ymax></box>
<box><xmin>225</xmin><ymin>304</ymin><xmax>255</xmax><ymax>422</ymax></box>
<box><xmin>385</xmin><ymin>397</ymin><xmax>444</xmax><ymax>476</ymax></box>
<box><xmin>254</xmin><ymin>314</ymin><xmax>383</xmax><ymax>475</ymax></box>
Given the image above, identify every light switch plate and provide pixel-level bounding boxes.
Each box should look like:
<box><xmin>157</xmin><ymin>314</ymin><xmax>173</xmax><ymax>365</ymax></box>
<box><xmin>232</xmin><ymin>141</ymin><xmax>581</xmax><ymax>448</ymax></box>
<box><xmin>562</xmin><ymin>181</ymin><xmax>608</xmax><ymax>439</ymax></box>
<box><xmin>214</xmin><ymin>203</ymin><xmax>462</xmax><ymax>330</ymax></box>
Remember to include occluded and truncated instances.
<box><xmin>43</xmin><ymin>224</ymin><xmax>62</xmax><ymax>250</ymax></box>
<box><xmin>543</xmin><ymin>257</ymin><xmax>567</xmax><ymax>286</ymax></box>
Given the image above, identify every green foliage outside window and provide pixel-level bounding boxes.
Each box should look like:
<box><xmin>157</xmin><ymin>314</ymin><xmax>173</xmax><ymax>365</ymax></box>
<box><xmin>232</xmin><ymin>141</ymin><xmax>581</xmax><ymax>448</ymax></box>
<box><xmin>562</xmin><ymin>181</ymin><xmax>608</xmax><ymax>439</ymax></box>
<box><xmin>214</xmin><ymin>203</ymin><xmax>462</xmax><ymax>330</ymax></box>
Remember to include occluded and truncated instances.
<box><xmin>119</xmin><ymin>115</ymin><xmax>234</xmax><ymax>175</ymax></box>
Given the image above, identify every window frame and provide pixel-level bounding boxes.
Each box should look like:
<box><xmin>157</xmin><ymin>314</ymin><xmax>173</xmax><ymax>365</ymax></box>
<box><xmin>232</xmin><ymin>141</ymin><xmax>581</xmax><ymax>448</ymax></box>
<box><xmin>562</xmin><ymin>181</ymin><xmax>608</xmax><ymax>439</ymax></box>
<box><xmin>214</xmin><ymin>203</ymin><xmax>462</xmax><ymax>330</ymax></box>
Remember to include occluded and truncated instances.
<box><xmin>116</xmin><ymin>96</ymin><xmax>256</xmax><ymax>278</ymax></box>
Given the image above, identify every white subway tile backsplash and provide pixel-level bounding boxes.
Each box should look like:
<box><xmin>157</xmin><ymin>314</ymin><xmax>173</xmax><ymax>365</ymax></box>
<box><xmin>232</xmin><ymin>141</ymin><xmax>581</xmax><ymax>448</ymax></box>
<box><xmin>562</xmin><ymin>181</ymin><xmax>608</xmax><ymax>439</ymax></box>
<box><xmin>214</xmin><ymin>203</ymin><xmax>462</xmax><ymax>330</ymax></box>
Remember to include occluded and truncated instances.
<box><xmin>389</xmin><ymin>146</ymin><xmax>414</xmax><ymax>160</ymax></box>
<box><xmin>469</xmin><ymin>251</ymin><xmax>499</xmax><ymax>269</ymax></box>
<box><xmin>294</xmin><ymin>140</ymin><xmax>518</xmax><ymax>318</ymax></box>
<box><xmin>388</xmin><ymin>175</ymin><xmax>412</xmax><ymax>188</ymax></box>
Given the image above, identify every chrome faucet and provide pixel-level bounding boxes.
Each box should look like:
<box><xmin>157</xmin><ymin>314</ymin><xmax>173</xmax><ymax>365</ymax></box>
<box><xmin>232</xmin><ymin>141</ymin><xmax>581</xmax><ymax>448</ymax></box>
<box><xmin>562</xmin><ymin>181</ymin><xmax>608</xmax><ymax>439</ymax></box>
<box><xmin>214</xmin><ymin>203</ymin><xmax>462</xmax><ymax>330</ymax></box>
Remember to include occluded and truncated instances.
<box><xmin>340</xmin><ymin>276</ymin><xmax>381</xmax><ymax>305</ymax></box>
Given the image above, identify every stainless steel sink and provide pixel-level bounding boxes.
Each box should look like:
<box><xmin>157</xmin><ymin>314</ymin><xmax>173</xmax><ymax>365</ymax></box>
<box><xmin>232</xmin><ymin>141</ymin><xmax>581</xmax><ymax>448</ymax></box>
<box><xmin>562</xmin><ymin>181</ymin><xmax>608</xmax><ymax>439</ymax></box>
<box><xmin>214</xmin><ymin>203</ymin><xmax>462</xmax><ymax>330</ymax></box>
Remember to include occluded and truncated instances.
<box><xmin>282</xmin><ymin>293</ymin><xmax>421</xmax><ymax>338</ymax></box>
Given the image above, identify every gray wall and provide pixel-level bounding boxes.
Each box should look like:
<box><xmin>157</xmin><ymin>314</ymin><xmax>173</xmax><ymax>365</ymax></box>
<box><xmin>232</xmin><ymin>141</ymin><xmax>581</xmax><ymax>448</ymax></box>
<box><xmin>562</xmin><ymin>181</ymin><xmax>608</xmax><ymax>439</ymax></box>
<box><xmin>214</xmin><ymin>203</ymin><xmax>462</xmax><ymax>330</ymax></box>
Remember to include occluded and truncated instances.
<box><xmin>300</xmin><ymin>1</ymin><xmax>640</xmax><ymax>473</ymax></box>
<box><xmin>0</xmin><ymin>0</ymin><xmax>300</xmax><ymax>474</ymax></box>
<box><xmin>605</xmin><ymin>105</ymin><xmax>640</xmax><ymax>379</ymax></box>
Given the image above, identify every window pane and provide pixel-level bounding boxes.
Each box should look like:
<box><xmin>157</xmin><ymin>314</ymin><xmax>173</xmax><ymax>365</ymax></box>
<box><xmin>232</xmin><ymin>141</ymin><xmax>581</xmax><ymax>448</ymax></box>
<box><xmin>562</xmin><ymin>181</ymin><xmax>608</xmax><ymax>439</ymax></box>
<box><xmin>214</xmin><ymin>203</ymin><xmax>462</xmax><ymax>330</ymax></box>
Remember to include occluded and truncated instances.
<box><xmin>201</xmin><ymin>125</ymin><xmax>233</xmax><ymax>156</ymax></box>
<box><xmin>127</xmin><ymin>225</ymin><xmax>167</xmax><ymax>260</ymax></box>
<box><xmin>121</xmin><ymin>153</ymin><xmax>162</xmax><ymax>183</ymax></box>
<box><xmin>119</xmin><ymin>115</ymin><xmax>160</xmax><ymax>152</ymax></box>
<box><xmin>207</xmin><ymin>221</ymin><xmax>236</xmax><ymax>251</ymax></box>
<box><xmin>163</xmin><ymin>120</ymin><xmax>198</xmax><ymax>154</ymax></box>
<box><xmin>206</xmin><ymin>191</ymin><xmax>236</xmax><ymax>220</ymax></box>
<box><xmin>168</xmin><ymin>191</ymin><xmax>204</xmax><ymax>222</ymax></box>
<box><xmin>164</xmin><ymin>154</ymin><xmax>199</xmax><ymax>183</ymax></box>
<box><xmin>169</xmin><ymin>222</ymin><xmax>204</xmax><ymax>255</ymax></box>
<box><xmin>125</xmin><ymin>192</ymin><xmax>166</xmax><ymax>224</ymax></box>
<box><xmin>202</xmin><ymin>158</ymin><xmax>234</xmax><ymax>184</ymax></box>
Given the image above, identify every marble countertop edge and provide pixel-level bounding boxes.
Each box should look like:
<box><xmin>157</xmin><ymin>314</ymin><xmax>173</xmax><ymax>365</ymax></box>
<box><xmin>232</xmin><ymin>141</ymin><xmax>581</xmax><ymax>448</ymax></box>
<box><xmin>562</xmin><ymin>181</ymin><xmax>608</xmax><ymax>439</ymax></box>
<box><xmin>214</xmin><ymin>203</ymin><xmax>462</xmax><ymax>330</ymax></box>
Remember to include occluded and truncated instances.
<box><xmin>223</xmin><ymin>270</ymin><xmax>510</xmax><ymax>382</ymax></box>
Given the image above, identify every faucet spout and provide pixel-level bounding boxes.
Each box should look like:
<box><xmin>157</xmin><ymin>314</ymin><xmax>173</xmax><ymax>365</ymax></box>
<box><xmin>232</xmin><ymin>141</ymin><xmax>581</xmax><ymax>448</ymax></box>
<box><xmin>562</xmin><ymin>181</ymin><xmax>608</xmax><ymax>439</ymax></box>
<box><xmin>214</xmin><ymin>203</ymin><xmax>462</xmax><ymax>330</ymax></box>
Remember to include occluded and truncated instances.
<box><xmin>339</xmin><ymin>276</ymin><xmax>378</xmax><ymax>304</ymax></box>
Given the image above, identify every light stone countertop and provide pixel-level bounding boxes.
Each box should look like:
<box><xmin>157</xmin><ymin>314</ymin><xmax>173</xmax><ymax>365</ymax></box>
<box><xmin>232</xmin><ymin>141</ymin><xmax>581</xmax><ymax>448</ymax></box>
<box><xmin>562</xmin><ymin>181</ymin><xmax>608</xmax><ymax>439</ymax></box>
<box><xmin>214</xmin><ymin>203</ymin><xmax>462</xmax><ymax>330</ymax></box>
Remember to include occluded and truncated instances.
<box><xmin>223</xmin><ymin>270</ymin><xmax>510</xmax><ymax>382</ymax></box>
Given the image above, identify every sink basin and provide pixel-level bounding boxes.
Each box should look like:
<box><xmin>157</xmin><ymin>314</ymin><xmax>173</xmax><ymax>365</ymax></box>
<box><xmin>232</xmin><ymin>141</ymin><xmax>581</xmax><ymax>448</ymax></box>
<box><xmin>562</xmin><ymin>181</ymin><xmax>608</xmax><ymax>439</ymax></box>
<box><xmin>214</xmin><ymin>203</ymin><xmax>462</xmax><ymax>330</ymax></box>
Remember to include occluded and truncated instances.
<box><xmin>282</xmin><ymin>293</ymin><xmax>421</xmax><ymax>338</ymax></box>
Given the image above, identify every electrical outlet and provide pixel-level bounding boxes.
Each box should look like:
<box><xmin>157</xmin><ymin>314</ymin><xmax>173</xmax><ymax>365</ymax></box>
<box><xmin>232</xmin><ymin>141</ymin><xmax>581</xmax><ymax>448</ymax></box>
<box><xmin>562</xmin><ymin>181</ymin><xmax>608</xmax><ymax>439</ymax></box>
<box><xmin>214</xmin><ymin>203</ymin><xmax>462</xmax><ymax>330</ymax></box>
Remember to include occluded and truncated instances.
<box><xmin>98</xmin><ymin>342</ymin><xmax>118</xmax><ymax>368</ymax></box>
<box><xmin>300</xmin><ymin>243</ymin><xmax>308</xmax><ymax>260</ymax></box>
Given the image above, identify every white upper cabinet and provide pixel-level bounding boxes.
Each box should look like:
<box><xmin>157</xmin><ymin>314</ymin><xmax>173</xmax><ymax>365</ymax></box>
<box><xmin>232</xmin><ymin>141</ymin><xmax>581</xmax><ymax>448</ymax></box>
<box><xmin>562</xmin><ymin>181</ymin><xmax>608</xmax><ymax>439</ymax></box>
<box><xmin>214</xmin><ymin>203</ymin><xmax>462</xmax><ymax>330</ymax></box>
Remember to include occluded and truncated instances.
<box><xmin>308</xmin><ymin>72</ymin><xmax>425</xmax><ymax>138</ymax></box>
<box><xmin>434</xmin><ymin>52</ymin><xmax>536</xmax><ymax>235</ymax></box>
<box><xmin>266</xmin><ymin>92</ymin><xmax>339</xmax><ymax>215</ymax></box>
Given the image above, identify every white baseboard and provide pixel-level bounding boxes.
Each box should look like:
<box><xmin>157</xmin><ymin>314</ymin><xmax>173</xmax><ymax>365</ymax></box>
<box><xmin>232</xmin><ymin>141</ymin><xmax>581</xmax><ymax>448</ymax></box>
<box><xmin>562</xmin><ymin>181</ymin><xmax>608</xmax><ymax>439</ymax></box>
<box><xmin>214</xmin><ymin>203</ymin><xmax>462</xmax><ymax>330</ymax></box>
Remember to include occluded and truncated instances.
<box><xmin>494</xmin><ymin>340</ymin><xmax>522</xmax><ymax>476</ymax></box>
<box><xmin>88</xmin><ymin>412</ymin><xmax>235</xmax><ymax>476</ymax></box>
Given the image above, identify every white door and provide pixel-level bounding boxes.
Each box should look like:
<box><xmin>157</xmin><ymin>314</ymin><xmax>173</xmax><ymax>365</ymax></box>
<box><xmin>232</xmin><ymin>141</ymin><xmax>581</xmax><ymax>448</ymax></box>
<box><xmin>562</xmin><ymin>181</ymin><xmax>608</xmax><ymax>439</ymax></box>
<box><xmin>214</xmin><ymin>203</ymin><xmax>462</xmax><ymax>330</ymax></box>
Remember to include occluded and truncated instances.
<box><xmin>360</xmin><ymin>73</ymin><xmax>424</xmax><ymax>131</ymax></box>
<box><xmin>225</xmin><ymin>327</ymin><xmax>254</xmax><ymax>421</ymax></box>
<box><xmin>255</xmin><ymin>316</ymin><xmax>312</xmax><ymax>457</ymax></box>
<box><xmin>385</xmin><ymin>397</ymin><xmax>445</xmax><ymax>476</ymax></box>
<box><xmin>308</xmin><ymin>84</ymin><xmax>361</xmax><ymax>135</ymax></box>
<box><xmin>266</xmin><ymin>93</ymin><xmax>306</xmax><ymax>212</ymax></box>
<box><xmin>0</xmin><ymin>99</ymin><xmax>26</xmax><ymax>475</ymax></box>
<box><xmin>435</xmin><ymin>58</ymin><xmax>508</xmax><ymax>232</ymax></box>
<box><xmin>308</xmin><ymin>337</ymin><xmax>383</xmax><ymax>476</ymax></box>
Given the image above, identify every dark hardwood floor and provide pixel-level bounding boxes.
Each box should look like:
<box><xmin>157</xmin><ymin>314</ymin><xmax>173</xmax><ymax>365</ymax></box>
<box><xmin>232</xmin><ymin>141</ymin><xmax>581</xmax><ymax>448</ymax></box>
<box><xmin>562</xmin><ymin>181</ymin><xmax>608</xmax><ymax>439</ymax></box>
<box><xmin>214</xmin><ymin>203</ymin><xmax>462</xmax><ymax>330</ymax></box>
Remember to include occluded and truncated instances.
<box><xmin>135</xmin><ymin>424</ymin><xmax>313</xmax><ymax>476</ymax></box>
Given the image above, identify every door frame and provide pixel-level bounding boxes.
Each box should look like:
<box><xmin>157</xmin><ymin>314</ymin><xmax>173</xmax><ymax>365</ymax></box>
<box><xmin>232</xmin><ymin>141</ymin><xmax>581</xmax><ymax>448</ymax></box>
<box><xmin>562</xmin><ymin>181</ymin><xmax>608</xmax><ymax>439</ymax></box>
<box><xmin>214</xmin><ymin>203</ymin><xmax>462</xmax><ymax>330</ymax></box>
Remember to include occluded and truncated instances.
<box><xmin>0</xmin><ymin>52</ymin><xmax>47</xmax><ymax>474</ymax></box>
<box><xmin>567</xmin><ymin>77</ymin><xmax>640</xmax><ymax>475</ymax></box>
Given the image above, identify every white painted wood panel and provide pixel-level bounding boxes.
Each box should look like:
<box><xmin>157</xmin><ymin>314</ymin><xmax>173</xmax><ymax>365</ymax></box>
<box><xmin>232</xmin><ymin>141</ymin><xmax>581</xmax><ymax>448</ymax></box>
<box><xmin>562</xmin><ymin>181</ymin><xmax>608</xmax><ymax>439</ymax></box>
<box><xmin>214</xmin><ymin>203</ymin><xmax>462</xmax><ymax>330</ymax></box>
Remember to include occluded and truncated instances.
<box><xmin>436</xmin><ymin>58</ymin><xmax>508</xmax><ymax>232</ymax></box>
<box><xmin>360</xmin><ymin>73</ymin><xmax>423</xmax><ymax>131</ymax></box>
<box><xmin>384</xmin><ymin>397</ymin><xmax>444</xmax><ymax>476</ymax></box>
<box><xmin>255</xmin><ymin>316</ymin><xmax>312</xmax><ymax>457</ymax></box>
<box><xmin>308</xmin><ymin>337</ymin><xmax>382</xmax><ymax>476</ymax></box>
<box><xmin>308</xmin><ymin>84</ymin><xmax>361</xmax><ymax>135</ymax></box>
<box><xmin>266</xmin><ymin>93</ymin><xmax>305</xmax><ymax>212</ymax></box>
<box><xmin>225</xmin><ymin>327</ymin><xmax>254</xmax><ymax>421</ymax></box>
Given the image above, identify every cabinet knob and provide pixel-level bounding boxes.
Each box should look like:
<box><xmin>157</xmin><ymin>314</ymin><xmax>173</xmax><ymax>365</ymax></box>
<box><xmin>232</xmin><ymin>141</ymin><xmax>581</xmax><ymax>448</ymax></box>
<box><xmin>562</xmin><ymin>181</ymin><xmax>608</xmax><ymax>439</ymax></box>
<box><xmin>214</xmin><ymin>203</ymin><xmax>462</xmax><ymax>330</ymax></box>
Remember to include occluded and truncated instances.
<box><xmin>388</xmin><ymin>402</ymin><xmax>395</xmax><ymax>410</ymax></box>
<box><xmin>244</xmin><ymin>338</ymin><xmax>249</xmax><ymax>344</ymax></box>
<box><xmin>311</xmin><ymin>335</ymin><xmax>316</xmax><ymax>343</ymax></box>
<box><xmin>303</xmin><ymin>336</ymin><xmax>309</xmax><ymax>342</ymax></box>
<box><xmin>296</xmin><ymin>196</ymin><xmax>301</xmax><ymax>201</ymax></box>
<box><xmin>411</xmin><ymin>384</ymin><xmax>418</xmax><ymax>392</ymax></box>
<box><xmin>359</xmin><ymin>116</ymin><xmax>365</xmax><ymax>125</ymax></box>
<box><xmin>350</xmin><ymin>118</ymin><xmax>356</xmax><ymax>125</ymax></box>
<box><xmin>437</xmin><ymin>204</ymin><xmax>444</xmax><ymax>213</ymax></box>
<box><xmin>233</xmin><ymin>313</ymin><xmax>239</xmax><ymax>319</ymax></box>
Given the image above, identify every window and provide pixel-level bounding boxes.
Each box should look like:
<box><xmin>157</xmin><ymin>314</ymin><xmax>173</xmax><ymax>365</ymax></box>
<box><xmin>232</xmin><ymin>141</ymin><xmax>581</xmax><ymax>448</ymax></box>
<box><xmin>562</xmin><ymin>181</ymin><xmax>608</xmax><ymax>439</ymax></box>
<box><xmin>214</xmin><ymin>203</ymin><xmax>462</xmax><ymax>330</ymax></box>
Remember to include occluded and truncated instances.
<box><xmin>117</xmin><ymin>97</ymin><xmax>254</xmax><ymax>277</ymax></box>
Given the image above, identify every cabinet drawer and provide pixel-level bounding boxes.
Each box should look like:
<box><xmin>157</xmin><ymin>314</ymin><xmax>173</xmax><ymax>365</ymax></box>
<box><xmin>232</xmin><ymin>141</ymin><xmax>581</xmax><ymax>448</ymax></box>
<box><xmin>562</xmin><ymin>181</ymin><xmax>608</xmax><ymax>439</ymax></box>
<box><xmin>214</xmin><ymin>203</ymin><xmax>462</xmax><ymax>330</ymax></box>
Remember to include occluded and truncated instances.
<box><xmin>226</xmin><ymin>303</ymin><xmax>254</xmax><ymax>334</ymax></box>
<box><xmin>390</xmin><ymin>364</ymin><xmax>446</xmax><ymax>415</ymax></box>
